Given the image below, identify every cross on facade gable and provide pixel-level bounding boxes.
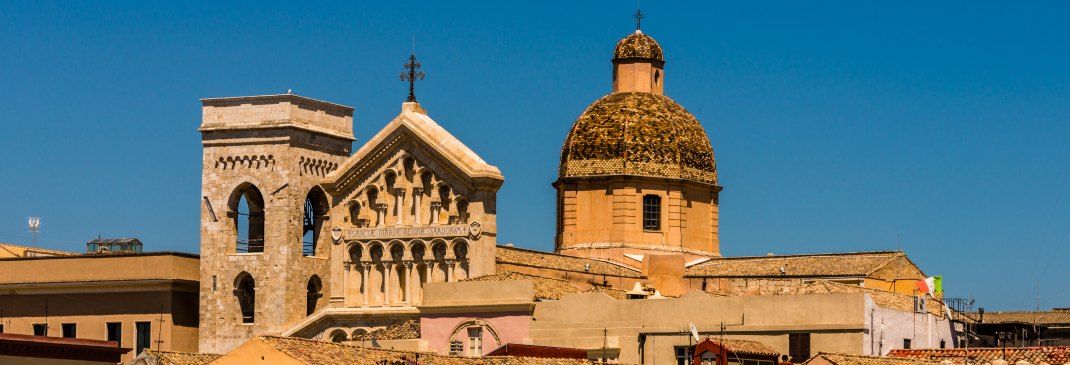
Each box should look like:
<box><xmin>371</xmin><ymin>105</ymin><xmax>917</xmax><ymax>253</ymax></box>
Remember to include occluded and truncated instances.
<box><xmin>400</xmin><ymin>54</ymin><xmax>426</xmax><ymax>102</ymax></box>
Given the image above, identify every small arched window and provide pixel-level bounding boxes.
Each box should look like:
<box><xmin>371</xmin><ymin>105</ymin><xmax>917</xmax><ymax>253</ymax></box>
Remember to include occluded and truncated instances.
<box><xmin>456</xmin><ymin>200</ymin><xmax>469</xmax><ymax>224</ymax></box>
<box><xmin>349</xmin><ymin>245</ymin><xmax>363</xmax><ymax>263</ymax></box>
<box><xmin>642</xmin><ymin>195</ymin><xmax>661</xmax><ymax>231</ymax></box>
<box><xmin>453</xmin><ymin>241</ymin><xmax>468</xmax><ymax>261</ymax></box>
<box><xmin>330</xmin><ymin>330</ymin><xmax>348</xmax><ymax>343</ymax></box>
<box><xmin>306</xmin><ymin>275</ymin><xmax>323</xmax><ymax>316</ymax></box>
<box><xmin>230</xmin><ymin>184</ymin><xmax>265</xmax><ymax>253</ymax></box>
<box><xmin>302</xmin><ymin>188</ymin><xmax>329</xmax><ymax>257</ymax></box>
<box><xmin>234</xmin><ymin>273</ymin><xmax>255</xmax><ymax>324</ymax></box>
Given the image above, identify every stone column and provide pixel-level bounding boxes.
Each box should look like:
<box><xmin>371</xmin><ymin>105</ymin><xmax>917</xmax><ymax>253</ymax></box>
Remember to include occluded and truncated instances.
<box><xmin>445</xmin><ymin>260</ymin><xmax>456</xmax><ymax>282</ymax></box>
<box><xmin>429</xmin><ymin>201</ymin><xmax>441</xmax><ymax>225</ymax></box>
<box><xmin>383</xmin><ymin>263</ymin><xmax>393</xmax><ymax>307</ymax></box>
<box><xmin>394</xmin><ymin>189</ymin><xmax>406</xmax><ymax>227</ymax></box>
<box><xmin>361</xmin><ymin>263</ymin><xmax>372</xmax><ymax>307</ymax></box>
<box><xmin>412</xmin><ymin>187</ymin><xmax>423</xmax><ymax>226</ymax></box>
<box><xmin>376</xmin><ymin>204</ymin><xmax>388</xmax><ymax>227</ymax></box>
<box><xmin>404</xmin><ymin>262</ymin><xmax>414</xmax><ymax>304</ymax></box>
<box><xmin>342</xmin><ymin>263</ymin><xmax>351</xmax><ymax>306</ymax></box>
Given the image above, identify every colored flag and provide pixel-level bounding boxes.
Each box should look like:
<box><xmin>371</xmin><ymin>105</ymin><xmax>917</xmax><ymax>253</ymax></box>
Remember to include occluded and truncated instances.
<box><xmin>915</xmin><ymin>276</ymin><xmax>942</xmax><ymax>295</ymax></box>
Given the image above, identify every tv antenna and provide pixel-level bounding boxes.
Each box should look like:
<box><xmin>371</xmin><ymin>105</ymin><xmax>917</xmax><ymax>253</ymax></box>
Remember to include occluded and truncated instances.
<box><xmin>27</xmin><ymin>217</ymin><xmax>40</xmax><ymax>246</ymax></box>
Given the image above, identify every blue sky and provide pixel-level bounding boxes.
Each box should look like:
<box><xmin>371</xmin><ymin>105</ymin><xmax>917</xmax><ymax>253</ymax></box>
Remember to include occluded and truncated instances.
<box><xmin>1</xmin><ymin>1</ymin><xmax>1068</xmax><ymax>311</ymax></box>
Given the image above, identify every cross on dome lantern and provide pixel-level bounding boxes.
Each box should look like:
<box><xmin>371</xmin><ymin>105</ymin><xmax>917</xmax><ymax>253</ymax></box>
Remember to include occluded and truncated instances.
<box><xmin>400</xmin><ymin>53</ymin><xmax>425</xmax><ymax>103</ymax></box>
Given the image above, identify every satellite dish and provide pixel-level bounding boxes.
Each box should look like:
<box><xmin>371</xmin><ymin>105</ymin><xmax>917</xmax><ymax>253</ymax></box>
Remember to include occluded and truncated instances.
<box><xmin>690</xmin><ymin>322</ymin><xmax>700</xmax><ymax>342</ymax></box>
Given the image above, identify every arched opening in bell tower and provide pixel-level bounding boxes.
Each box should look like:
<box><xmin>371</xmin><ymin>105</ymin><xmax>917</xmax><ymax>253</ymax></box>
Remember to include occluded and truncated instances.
<box><xmin>229</xmin><ymin>183</ymin><xmax>265</xmax><ymax>253</ymax></box>
<box><xmin>306</xmin><ymin>275</ymin><xmax>323</xmax><ymax>316</ymax></box>
<box><xmin>233</xmin><ymin>272</ymin><xmax>256</xmax><ymax>324</ymax></box>
<box><xmin>302</xmin><ymin>187</ymin><xmax>329</xmax><ymax>257</ymax></box>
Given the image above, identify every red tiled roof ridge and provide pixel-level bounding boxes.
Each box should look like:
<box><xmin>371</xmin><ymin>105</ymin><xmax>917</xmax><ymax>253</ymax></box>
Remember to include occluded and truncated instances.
<box><xmin>497</xmin><ymin>245</ymin><xmax>640</xmax><ymax>270</ymax></box>
<box><xmin>700</xmin><ymin>250</ymin><xmax>900</xmax><ymax>262</ymax></box>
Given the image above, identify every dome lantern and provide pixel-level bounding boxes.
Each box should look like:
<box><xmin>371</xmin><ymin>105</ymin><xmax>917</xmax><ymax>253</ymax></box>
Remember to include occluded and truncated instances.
<box><xmin>612</xmin><ymin>30</ymin><xmax>665</xmax><ymax>95</ymax></box>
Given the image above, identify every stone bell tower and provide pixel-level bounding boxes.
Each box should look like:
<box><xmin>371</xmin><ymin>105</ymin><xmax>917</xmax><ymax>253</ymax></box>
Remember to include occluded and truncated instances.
<box><xmin>198</xmin><ymin>94</ymin><xmax>354</xmax><ymax>353</ymax></box>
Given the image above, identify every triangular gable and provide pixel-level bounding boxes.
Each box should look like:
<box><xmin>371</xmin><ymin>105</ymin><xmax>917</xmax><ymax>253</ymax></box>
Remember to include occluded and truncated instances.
<box><xmin>324</xmin><ymin>102</ymin><xmax>502</xmax><ymax>196</ymax></box>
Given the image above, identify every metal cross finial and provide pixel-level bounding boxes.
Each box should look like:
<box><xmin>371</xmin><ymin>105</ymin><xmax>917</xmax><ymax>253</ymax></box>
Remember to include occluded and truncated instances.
<box><xmin>633</xmin><ymin>8</ymin><xmax>645</xmax><ymax>30</ymax></box>
<box><xmin>400</xmin><ymin>53</ymin><xmax>425</xmax><ymax>102</ymax></box>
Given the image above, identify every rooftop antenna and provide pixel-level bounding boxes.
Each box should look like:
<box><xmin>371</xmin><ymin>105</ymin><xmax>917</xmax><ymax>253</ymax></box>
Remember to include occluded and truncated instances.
<box><xmin>400</xmin><ymin>35</ymin><xmax>426</xmax><ymax>103</ymax></box>
<box><xmin>27</xmin><ymin>217</ymin><xmax>40</xmax><ymax>246</ymax></box>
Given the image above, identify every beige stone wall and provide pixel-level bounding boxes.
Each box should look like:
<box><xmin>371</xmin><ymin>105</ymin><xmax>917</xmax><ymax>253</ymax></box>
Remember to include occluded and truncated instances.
<box><xmin>556</xmin><ymin>176</ymin><xmax>719</xmax><ymax>263</ymax></box>
<box><xmin>530</xmin><ymin>292</ymin><xmax>869</xmax><ymax>364</ymax></box>
<box><xmin>0</xmin><ymin>291</ymin><xmax>198</xmax><ymax>363</ymax></box>
<box><xmin>0</xmin><ymin>355</ymin><xmax>117</xmax><ymax>365</ymax></box>
<box><xmin>199</xmin><ymin>95</ymin><xmax>353</xmax><ymax>353</ymax></box>
<box><xmin>0</xmin><ymin>254</ymin><xmax>200</xmax><ymax>363</ymax></box>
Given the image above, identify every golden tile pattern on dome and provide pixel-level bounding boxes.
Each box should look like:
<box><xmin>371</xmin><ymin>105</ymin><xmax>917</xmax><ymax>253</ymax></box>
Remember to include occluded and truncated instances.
<box><xmin>614</xmin><ymin>31</ymin><xmax>664</xmax><ymax>61</ymax></box>
<box><xmin>559</xmin><ymin>92</ymin><xmax>717</xmax><ymax>184</ymax></box>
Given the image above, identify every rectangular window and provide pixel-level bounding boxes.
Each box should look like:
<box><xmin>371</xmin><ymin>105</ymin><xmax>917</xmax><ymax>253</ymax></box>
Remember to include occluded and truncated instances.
<box><xmin>136</xmin><ymin>322</ymin><xmax>151</xmax><ymax>355</ymax></box>
<box><xmin>33</xmin><ymin>323</ymin><xmax>47</xmax><ymax>336</ymax></box>
<box><xmin>789</xmin><ymin>333</ymin><xmax>811</xmax><ymax>363</ymax></box>
<box><xmin>467</xmin><ymin>327</ymin><xmax>482</xmax><ymax>357</ymax></box>
<box><xmin>61</xmin><ymin>323</ymin><xmax>76</xmax><ymax>338</ymax></box>
<box><xmin>674</xmin><ymin>346</ymin><xmax>692</xmax><ymax>365</ymax></box>
<box><xmin>107</xmin><ymin>322</ymin><xmax>122</xmax><ymax>344</ymax></box>
<box><xmin>903</xmin><ymin>339</ymin><xmax>911</xmax><ymax>349</ymax></box>
<box><xmin>0</xmin><ymin>324</ymin><xmax>4</xmax><ymax>333</ymax></box>
<box><xmin>643</xmin><ymin>195</ymin><xmax>661</xmax><ymax>231</ymax></box>
<box><xmin>449</xmin><ymin>340</ymin><xmax>464</xmax><ymax>356</ymax></box>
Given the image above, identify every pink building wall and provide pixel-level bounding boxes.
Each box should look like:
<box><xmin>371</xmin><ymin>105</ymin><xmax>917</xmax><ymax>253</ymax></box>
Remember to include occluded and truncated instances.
<box><xmin>421</xmin><ymin>311</ymin><xmax>531</xmax><ymax>356</ymax></box>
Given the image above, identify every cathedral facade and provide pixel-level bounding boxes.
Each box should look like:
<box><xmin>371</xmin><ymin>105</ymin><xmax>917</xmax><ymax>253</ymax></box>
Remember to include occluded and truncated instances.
<box><xmin>198</xmin><ymin>96</ymin><xmax>502</xmax><ymax>353</ymax></box>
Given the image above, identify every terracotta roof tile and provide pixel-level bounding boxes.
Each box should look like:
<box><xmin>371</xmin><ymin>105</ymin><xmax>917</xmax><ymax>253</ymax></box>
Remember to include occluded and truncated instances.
<box><xmin>807</xmin><ymin>353</ymin><xmax>940</xmax><ymax>365</ymax></box>
<box><xmin>464</xmin><ymin>271</ymin><xmax>626</xmax><ymax>301</ymax></box>
<box><xmin>784</xmin><ymin>281</ymin><xmax>947</xmax><ymax>318</ymax></box>
<box><xmin>686</xmin><ymin>251</ymin><xmax>901</xmax><ymax>278</ymax></box>
<box><xmin>354</xmin><ymin>320</ymin><xmax>420</xmax><ymax>341</ymax></box>
<box><xmin>141</xmin><ymin>349</ymin><xmax>222</xmax><ymax>365</ymax></box>
<box><xmin>970</xmin><ymin>311</ymin><xmax>1070</xmax><ymax>325</ymax></box>
<box><xmin>714</xmin><ymin>339</ymin><xmax>780</xmax><ymax>357</ymax></box>
<box><xmin>887</xmin><ymin>347</ymin><xmax>1070</xmax><ymax>364</ymax></box>
<box><xmin>259</xmin><ymin>336</ymin><xmax>596</xmax><ymax>365</ymax></box>
<box><xmin>496</xmin><ymin>246</ymin><xmax>641</xmax><ymax>278</ymax></box>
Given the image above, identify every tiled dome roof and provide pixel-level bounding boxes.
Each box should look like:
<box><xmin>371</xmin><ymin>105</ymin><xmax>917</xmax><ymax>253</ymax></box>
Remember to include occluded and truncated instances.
<box><xmin>559</xmin><ymin>92</ymin><xmax>717</xmax><ymax>184</ymax></box>
<box><xmin>614</xmin><ymin>30</ymin><xmax>664</xmax><ymax>62</ymax></box>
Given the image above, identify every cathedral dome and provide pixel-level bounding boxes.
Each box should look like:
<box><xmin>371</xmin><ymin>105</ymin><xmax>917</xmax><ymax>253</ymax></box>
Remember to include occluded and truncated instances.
<box><xmin>614</xmin><ymin>30</ymin><xmax>664</xmax><ymax>62</ymax></box>
<box><xmin>558</xmin><ymin>92</ymin><xmax>717</xmax><ymax>185</ymax></box>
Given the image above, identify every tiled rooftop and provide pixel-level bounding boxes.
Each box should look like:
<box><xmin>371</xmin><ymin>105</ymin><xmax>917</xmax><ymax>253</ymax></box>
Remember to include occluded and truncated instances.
<box><xmin>464</xmin><ymin>271</ymin><xmax>626</xmax><ymax>301</ymax></box>
<box><xmin>714</xmin><ymin>339</ymin><xmax>780</xmax><ymax>357</ymax></box>
<box><xmin>887</xmin><ymin>347</ymin><xmax>1070</xmax><ymax>364</ymax></box>
<box><xmin>686</xmin><ymin>251</ymin><xmax>903</xmax><ymax>278</ymax></box>
<box><xmin>140</xmin><ymin>349</ymin><xmax>223</xmax><ymax>365</ymax></box>
<box><xmin>807</xmin><ymin>353</ymin><xmax>940</xmax><ymax>365</ymax></box>
<box><xmin>353</xmin><ymin>320</ymin><xmax>421</xmax><ymax>341</ymax></box>
<box><xmin>786</xmin><ymin>281</ymin><xmax>947</xmax><ymax>318</ymax></box>
<box><xmin>496</xmin><ymin>245</ymin><xmax>641</xmax><ymax>278</ymax></box>
<box><xmin>969</xmin><ymin>310</ymin><xmax>1070</xmax><ymax>325</ymax></box>
<box><xmin>260</xmin><ymin>336</ymin><xmax>595</xmax><ymax>365</ymax></box>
